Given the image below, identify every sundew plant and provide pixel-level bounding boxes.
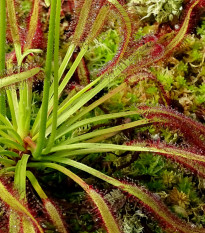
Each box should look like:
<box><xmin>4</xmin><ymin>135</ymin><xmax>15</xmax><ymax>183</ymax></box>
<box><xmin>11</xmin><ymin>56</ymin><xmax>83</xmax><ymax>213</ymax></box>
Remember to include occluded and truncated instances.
<box><xmin>0</xmin><ymin>0</ymin><xmax>205</xmax><ymax>232</ymax></box>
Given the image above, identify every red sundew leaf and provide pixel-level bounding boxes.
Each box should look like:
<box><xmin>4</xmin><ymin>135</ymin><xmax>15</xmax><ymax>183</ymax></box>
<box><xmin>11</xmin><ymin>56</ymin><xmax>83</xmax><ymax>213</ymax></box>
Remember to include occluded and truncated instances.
<box><xmin>9</xmin><ymin>210</ymin><xmax>21</xmax><ymax>233</ymax></box>
<box><xmin>43</xmin><ymin>199</ymin><xmax>67</xmax><ymax>233</ymax></box>
<box><xmin>173</xmin><ymin>157</ymin><xmax>205</xmax><ymax>179</ymax></box>
<box><xmin>62</xmin><ymin>0</ymin><xmax>75</xmax><ymax>15</ymax></box>
<box><xmin>96</xmin><ymin>0</ymin><xmax>201</xmax><ymax>80</ymax></box>
<box><xmin>181</xmin><ymin>0</ymin><xmax>205</xmax><ymax>32</ymax></box>
<box><xmin>39</xmin><ymin>163</ymin><xmax>122</xmax><ymax>233</ymax></box>
<box><xmin>79</xmin><ymin>0</ymin><xmax>107</xmax><ymax>41</ymax></box>
<box><xmin>120</xmin><ymin>182</ymin><xmax>205</xmax><ymax>233</ymax></box>
<box><xmin>128</xmin><ymin>35</ymin><xmax>159</xmax><ymax>55</ymax></box>
<box><xmin>118</xmin><ymin>0</ymin><xmax>203</xmax><ymax>75</ymax></box>
<box><xmin>199</xmin><ymin>0</ymin><xmax>205</xmax><ymax>7</ymax></box>
<box><xmin>50</xmin><ymin>159</ymin><xmax>205</xmax><ymax>233</ymax></box>
<box><xmin>6</xmin><ymin>0</ymin><xmax>22</xmax><ymax>44</ymax></box>
<box><xmin>6</xmin><ymin>0</ymin><xmax>23</xmax><ymax>62</ymax></box>
<box><xmin>24</xmin><ymin>0</ymin><xmax>43</xmax><ymax>51</ymax></box>
<box><xmin>162</xmin><ymin>0</ymin><xmax>203</xmax><ymax>56</ymax></box>
<box><xmin>70</xmin><ymin>0</ymin><xmax>132</xmax><ymax>77</ymax></box>
<box><xmin>0</xmin><ymin>179</ymin><xmax>44</xmax><ymax>233</ymax></box>
<box><xmin>21</xmin><ymin>215</ymin><xmax>37</xmax><ymax>233</ymax></box>
<box><xmin>27</xmin><ymin>19</ymin><xmax>44</xmax><ymax>50</ymax></box>
<box><xmin>26</xmin><ymin>171</ymin><xmax>67</xmax><ymax>233</ymax></box>
<box><xmin>126</xmin><ymin>71</ymin><xmax>170</xmax><ymax>106</ymax></box>
<box><xmin>72</xmin><ymin>0</ymin><xmax>98</xmax><ymax>44</ymax></box>
<box><xmin>87</xmin><ymin>188</ymin><xmax>122</xmax><ymax>233</ymax></box>
<box><xmin>125</xmin><ymin>139</ymin><xmax>205</xmax><ymax>178</ymax></box>
<box><xmin>138</xmin><ymin>106</ymin><xmax>205</xmax><ymax>152</ymax></box>
<box><xmin>122</xmin><ymin>42</ymin><xmax>165</xmax><ymax>75</ymax></box>
<box><xmin>96</xmin><ymin>0</ymin><xmax>132</xmax><ymax>77</ymax></box>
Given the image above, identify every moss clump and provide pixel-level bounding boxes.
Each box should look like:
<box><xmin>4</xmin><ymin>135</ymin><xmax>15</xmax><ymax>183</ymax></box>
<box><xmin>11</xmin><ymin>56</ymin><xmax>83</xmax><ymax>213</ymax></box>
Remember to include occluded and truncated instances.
<box><xmin>128</xmin><ymin>0</ymin><xmax>183</xmax><ymax>23</ymax></box>
<box><xmin>84</xmin><ymin>29</ymin><xmax>120</xmax><ymax>78</ymax></box>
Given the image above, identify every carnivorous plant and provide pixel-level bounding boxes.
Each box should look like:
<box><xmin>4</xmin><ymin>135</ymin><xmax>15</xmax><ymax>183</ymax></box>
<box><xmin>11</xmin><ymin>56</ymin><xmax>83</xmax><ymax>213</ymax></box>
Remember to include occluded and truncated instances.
<box><xmin>0</xmin><ymin>0</ymin><xmax>205</xmax><ymax>232</ymax></box>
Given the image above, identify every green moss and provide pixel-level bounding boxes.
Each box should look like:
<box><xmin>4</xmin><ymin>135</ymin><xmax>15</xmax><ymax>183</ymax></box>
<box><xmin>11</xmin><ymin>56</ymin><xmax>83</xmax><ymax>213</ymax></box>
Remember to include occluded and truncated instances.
<box><xmin>197</xmin><ymin>20</ymin><xmax>205</xmax><ymax>37</ymax></box>
<box><xmin>156</xmin><ymin>68</ymin><xmax>174</xmax><ymax>91</ymax></box>
<box><xmin>132</xmin><ymin>153</ymin><xmax>164</xmax><ymax>176</ymax></box>
<box><xmin>128</xmin><ymin>0</ymin><xmax>183</xmax><ymax>23</ymax></box>
<box><xmin>21</xmin><ymin>0</ymin><xmax>32</xmax><ymax>15</ymax></box>
<box><xmin>84</xmin><ymin>29</ymin><xmax>120</xmax><ymax>77</ymax></box>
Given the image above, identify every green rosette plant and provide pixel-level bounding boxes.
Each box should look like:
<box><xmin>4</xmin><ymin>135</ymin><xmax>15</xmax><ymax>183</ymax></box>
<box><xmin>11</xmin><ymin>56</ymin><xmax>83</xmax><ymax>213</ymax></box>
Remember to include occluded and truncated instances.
<box><xmin>0</xmin><ymin>0</ymin><xmax>205</xmax><ymax>232</ymax></box>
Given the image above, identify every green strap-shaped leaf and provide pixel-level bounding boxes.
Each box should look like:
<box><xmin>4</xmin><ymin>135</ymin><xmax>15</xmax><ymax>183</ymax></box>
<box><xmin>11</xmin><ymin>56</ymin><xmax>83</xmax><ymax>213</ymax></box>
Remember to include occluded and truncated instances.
<box><xmin>0</xmin><ymin>157</ymin><xmax>15</xmax><ymax>166</ymax></box>
<box><xmin>28</xmin><ymin>163</ymin><xmax>121</xmax><ymax>233</ymax></box>
<box><xmin>33</xmin><ymin>0</ymin><xmax>57</xmax><ymax>158</ymax></box>
<box><xmin>0</xmin><ymin>150</ymin><xmax>20</xmax><ymax>158</ymax></box>
<box><xmin>58</xmin><ymin>119</ymin><xmax>155</xmax><ymax>146</ymax></box>
<box><xmin>0</xmin><ymin>67</ymin><xmax>41</xmax><ymax>89</ymax></box>
<box><xmin>0</xmin><ymin>125</ymin><xmax>23</xmax><ymax>144</ymax></box>
<box><xmin>40</xmin><ymin>159</ymin><xmax>205</xmax><ymax>233</ymax></box>
<box><xmin>14</xmin><ymin>154</ymin><xmax>30</xmax><ymax>200</ymax></box>
<box><xmin>0</xmin><ymin>167</ymin><xmax>15</xmax><ymax>176</ymax></box>
<box><xmin>47</xmin><ymin>143</ymin><xmax>205</xmax><ymax>165</ymax></box>
<box><xmin>55</xmin><ymin>110</ymin><xmax>140</xmax><ymax>140</ymax></box>
<box><xmin>41</xmin><ymin>82</ymin><xmax>127</xmax><ymax>140</ymax></box>
<box><xmin>0</xmin><ymin>137</ymin><xmax>25</xmax><ymax>151</ymax></box>
<box><xmin>27</xmin><ymin>171</ymin><xmax>67</xmax><ymax>233</ymax></box>
<box><xmin>0</xmin><ymin>113</ymin><xmax>13</xmax><ymax>127</ymax></box>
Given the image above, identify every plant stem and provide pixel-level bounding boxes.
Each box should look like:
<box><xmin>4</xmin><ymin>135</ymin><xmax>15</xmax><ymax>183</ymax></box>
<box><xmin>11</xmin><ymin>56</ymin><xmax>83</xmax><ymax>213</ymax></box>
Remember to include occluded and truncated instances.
<box><xmin>31</xmin><ymin>44</ymin><xmax>86</xmax><ymax>137</ymax></box>
<box><xmin>0</xmin><ymin>0</ymin><xmax>6</xmax><ymax>116</ymax></box>
<box><xmin>33</xmin><ymin>0</ymin><xmax>57</xmax><ymax>158</ymax></box>
<box><xmin>44</xmin><ymin>0</ymin><xmax>61</xmax><ymax>153</ymax></box>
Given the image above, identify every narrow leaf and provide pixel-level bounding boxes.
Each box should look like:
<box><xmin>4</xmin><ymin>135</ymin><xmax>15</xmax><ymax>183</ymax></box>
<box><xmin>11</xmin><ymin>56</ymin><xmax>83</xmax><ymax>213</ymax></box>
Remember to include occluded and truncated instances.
<box><xmin>24</xmin><ymin>0</ymin><xmax>40</xmax><ymax>51</ymax></box>
<box><xmin>0</xmin><ymin>67</ymin><xmax>41</xmax><ymax>89</ymax></box>
<box><xmin>27</xmin><ymin>171</ymin><xmax>67</xmax><ymax>233</ymax></box>
<box><xmin>0</xmin><ymin>180</ymin><xmax>43</xmax><ymax>233</ymax></box>
<box><xmin>44</xmin><ymin>159</ymin><xmax>205</xmax><ymax>233</ymax></box>
<box><xmin>6</xmin><ymin>0</ymin><xmax>22</xmax><ymax>62</ymax></box>
<box><xmin>30</xmin><ymin>163</ymin><xmax>121</xmax><ymax>233</ymax></box>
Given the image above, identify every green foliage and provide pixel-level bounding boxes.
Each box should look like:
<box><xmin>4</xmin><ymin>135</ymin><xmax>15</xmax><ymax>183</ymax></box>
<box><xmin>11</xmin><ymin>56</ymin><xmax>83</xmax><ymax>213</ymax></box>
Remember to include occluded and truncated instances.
<box><xmin>134</xmin><ymin>26</ymin><xmax>155</xmax><ymax>40</ymax></box>
<box><xmin>84</xmin><ymin>29</ymin><xmax>120</xmax><ymax>77</ymax></box>
<box><xmin>1</xmin><ymin>0</ymin><xmax>205</xmax><ymax>232</ymax></box>
<box><xmin>197</xmin><ymin>20</ymin><xmax>205</xmax><ymax>39</ymax></box>
<box><xmin>177</xmin><ymin>177</ymin><xmax>199</xmax><ymax>203</ymax></box>
<box><xmin>132</xmin><ymin>153</ymin><xmax>164</xmax><ymax>176</ymax></box>
<box><xmin>156</xmin><ymin>68</ymin><xmax>174</xmax><ymax>91</ymax></box>
<box><xmin>21</xmin><ymin>0</ymin><xmax>32</xmax><ymax>15</ymax></box>
<box><xmin>128</xmin><ymin>0</ymin><xmax>183</xmax><ymax>23</ymax></box>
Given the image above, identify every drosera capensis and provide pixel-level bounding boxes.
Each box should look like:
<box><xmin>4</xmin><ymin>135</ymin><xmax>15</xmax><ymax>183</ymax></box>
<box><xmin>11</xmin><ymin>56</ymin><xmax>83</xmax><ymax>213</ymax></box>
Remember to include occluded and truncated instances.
<box><xmin>0</xmin><ymin>0</ymin><xmax>205</xmax><ymax>232</ymax></box>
